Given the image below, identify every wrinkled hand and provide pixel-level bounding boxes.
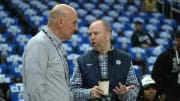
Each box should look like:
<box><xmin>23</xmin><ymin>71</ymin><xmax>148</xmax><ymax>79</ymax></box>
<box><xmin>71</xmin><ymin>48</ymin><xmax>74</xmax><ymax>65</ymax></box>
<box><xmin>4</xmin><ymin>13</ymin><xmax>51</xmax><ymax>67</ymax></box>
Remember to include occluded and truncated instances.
<box><xmin>91</xmin><ymin>86</ymin><xmax>105</xmax><ymax>99</ymax></box>
<box><xmin>113</xmin><ymin>82</ymin><xmax>135</xmax><ymax>95</ymax></box>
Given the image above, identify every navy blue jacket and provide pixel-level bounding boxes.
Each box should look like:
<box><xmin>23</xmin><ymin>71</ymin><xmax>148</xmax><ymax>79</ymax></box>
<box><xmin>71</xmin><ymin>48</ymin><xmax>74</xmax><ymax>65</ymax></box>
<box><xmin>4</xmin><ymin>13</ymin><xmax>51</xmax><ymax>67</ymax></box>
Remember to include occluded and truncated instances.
<box><xmin>77</xmin><ymin>49</ymin><xmax>131</xmax><ymax>101</ymax></box>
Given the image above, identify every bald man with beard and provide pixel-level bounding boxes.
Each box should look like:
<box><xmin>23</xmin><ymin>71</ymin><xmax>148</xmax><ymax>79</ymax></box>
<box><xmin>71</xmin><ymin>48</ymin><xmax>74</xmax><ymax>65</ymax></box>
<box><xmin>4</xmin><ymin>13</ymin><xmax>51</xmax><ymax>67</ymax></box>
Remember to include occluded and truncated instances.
<box><xmin>22</xmin><ymin>4</ymin><xmax>78</xmax><ymax>101</ymax></box>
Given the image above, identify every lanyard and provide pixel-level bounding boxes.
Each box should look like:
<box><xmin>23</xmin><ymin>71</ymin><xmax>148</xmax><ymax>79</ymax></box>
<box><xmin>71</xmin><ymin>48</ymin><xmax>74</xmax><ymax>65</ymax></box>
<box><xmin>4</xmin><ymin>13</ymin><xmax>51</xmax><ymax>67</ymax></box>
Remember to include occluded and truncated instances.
<box><xmin>42</xmin><ymin>29</ymin><xmax>69</xmax><ymax>81</ymax></box>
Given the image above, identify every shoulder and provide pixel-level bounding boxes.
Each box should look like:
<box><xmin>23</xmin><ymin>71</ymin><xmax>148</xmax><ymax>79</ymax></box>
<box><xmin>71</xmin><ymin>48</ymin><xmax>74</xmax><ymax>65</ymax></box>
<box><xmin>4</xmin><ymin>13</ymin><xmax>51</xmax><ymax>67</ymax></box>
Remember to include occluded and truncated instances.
<box><xmin>158</xmin><ymin>47</ymin><xmax>174</xmax><ymax>58</ymax></box>
<box><xmin>114</xmin><ymin>49</ymin><xmax>131</xmax><ymax>59</ymax></box>
<box><xmin>77</xmin><ymin>50</ymin><xmax>95</xmax><ymax>60</ymax></box>
<box><xmin>25</xmin><ymin>31</ymin><xmax>49</xmax><ymax>51</ymax></box>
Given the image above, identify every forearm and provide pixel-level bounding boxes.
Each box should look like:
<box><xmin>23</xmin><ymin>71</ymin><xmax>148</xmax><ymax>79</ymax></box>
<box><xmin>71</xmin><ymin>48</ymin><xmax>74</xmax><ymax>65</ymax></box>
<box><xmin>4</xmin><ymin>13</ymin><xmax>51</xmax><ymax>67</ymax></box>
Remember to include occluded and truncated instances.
<box><xmin>119</xmin><ymin>64</ymin><xmax>140</xmax><ymax>100</ymax></box>
<box><xmin>119</xmin><ymin>86</ymin><xmax>139</xmax><ymax>100</ymax></box>
<box><xmin>72</xmin><ymin>88</ymin><xmax>91</xmax><ymax>100</ymax></box>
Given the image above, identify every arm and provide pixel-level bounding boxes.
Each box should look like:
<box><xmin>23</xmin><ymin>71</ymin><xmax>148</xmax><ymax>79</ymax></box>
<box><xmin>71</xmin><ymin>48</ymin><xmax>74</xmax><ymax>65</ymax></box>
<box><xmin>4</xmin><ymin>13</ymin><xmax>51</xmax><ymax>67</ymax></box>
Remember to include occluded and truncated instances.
<box><xmin>70</xmin><ymin>61</ymin><xmax>91</xmax><ymax>100</ymax></box>
<box><xmin>113</xmin><ymin>63</ymin><xmax>140</xmax><ymax>100</ymax></box>
<box><xmin>131</xmin><ymin>33</ymin><xmax>140</xmax><ymax>47</ymax></box>
<box><xmin>22</xmin><ymin>43</ymin><xmax>48</xmax><ymax>101</ymax></box>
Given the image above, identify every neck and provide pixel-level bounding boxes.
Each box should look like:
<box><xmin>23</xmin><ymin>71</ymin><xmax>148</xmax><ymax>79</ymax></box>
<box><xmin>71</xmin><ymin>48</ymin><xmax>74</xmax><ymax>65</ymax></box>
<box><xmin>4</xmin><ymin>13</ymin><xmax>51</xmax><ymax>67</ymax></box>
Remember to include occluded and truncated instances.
<box><xmin>99</xmin><ymin>43</ymin><xmax>111</xmax><ymax>56</ymax></box>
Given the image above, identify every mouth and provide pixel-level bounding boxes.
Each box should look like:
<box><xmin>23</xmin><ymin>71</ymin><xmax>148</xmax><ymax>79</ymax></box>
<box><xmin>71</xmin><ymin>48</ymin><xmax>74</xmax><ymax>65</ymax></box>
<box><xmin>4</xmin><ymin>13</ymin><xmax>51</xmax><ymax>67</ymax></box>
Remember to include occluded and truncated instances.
<box><xmin>91</xmin><ymin>42</ymin><xmax>96</xmax><ymax>46</ymax></box>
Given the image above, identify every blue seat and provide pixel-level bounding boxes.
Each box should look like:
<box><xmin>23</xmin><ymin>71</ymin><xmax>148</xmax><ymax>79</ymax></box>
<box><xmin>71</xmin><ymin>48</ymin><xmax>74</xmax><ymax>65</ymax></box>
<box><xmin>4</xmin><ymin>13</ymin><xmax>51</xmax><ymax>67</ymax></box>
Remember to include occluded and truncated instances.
<box><xmin>78</xmin><ymin>43</ymin><xmax>92</xmax><ymax>55</ymax></box>
<box><xmin>148</xmin><ymin>46</ymin><xmax>166</xmax><ymax>56</ymax></box>
<box><xmin>0</xmin><ymin>10</ymin><xmax>8</xmax><ymax>19</ymax></box>
<box><xmin>113</xmin><ymin>4</ymin><xmax>124</xmax><ymax>13</ymax></box>
<box><xmin>149</xmin><ymin>12</ymin><xmax>165</xmax><ymax>23</ymax></box>
<box><xmin>162</xmin><ymin>18</ymin><xmax>177</xmax><ymax>28</ymax></box>
<box><xmin>16</xmin><ymin>2</ymin><xmax>30</xmax><ymax>14</ymax></box>
<box><xmin>146</xmin><ymin>56</ymin><xmax>157</xmax><ymax>72</ymax></box>
<box><xmin>117</xmin><ymin>16</ymin><xmax>130</xmax><ymax>24</ymax></box>
<box><xmin>78</xmin><ymin>26</ymin><xmax>90</xmax><ymax>44</ymax></box>
<box><xmin>77</xmin><ymin>9</ymin><xmax>87</xmax><ymax>18</ymax></box>
<box><xmin>24</xmin><ymin>8</ymin><xmax>37</xmax><ymax>18</ymax></box>
<box><xmin>146</xmin><ymin>56</ymin><xmax>157</xmax><ymax>66</ymax></box>
<box><xmin>112</xmin><ymin>22</ymin><xmax>125</xmax><ymax>33</ymax></box>
<box><xmin>69</xmin><ymin>2</ymin><xmax>79</xmax><ymax>9</ymax></box>
<box><xmin>148</xmin><ymin>18</ymin><xmax>161</xmax><ymax>26</ymax></box>
<box><xmin>159</xmin><ymin>31</ymin><xmax>172</xmax><ymax>40</ymax></box>
<box><xmin>36</xmin><ymin>4</ymin><xmax>48</xmax><ymax>13</ymax></box>
<box><xmin>7</xmin><ymin>25</ymin><xmax>21</xmax><ymax>36</ymax></box>
<box><xmin>0</xmin><ymin>64</ymin><xmax>6</xmax><ymax>74</ymax></box>
<box><xmin>102</xmin><ymin>16</ymin><xmax>113</xmax><ymax>24</ymax></box>
<box><xmin>117</xmin><ymin>0</ymin><xmax>128</xmax><ymax>5</ymax></box>
<box><xmin>145</xmin><ymin>24</ymin><xmax>158</xmax><ymax>34</ymax></box>
<box><xmin>123</xmin><ymin>30</ymin><xmax>134</xmax><ymax>38</ymax></box>
<box><xmin>85</xmin><ymin>15</ymin><xmax>96</xmax><ymax>26</ymax></box>
<box><xmin>29</xmin><ymin>15</ymin><xmax>43</xmax><ymax>27</ymax></box>
<box><xmin>0</xmin><ymin>43</ymin><xmax>13</xmax><ymax>55</ymax></box>
<box><xmin>47</xmin><ymin>1</ymin><xmax>58</xmax><ymax>8</ymax></box>
<box><xmin>115</xmin><ymin>36</ymin><xmax>132</xmax><ymax>51</ymax></box>
<box><xmin>2</xmin><ymin>17</ymin><xmax>18</xmax><ymax>27</ymax></box>
<box><xmin>121</xmin><ymin>11</ymin><xmax>135</xmax><ymax>20</ymax></box>
<box><xmin>133</xmin><ymin>65</ymin><xmax>143</xmax><ymax>78</ymax></box>
<box><xmin>111</xmin><ymin>30</ymin><xmax>118</xmax><ymax>40</ymax></box>
<box><xmin>6</xmin><ymin>55</ymin><xmax>22</xmax><ymax>66</ymax></box>
<box><xmin>107</xmin><ymin>10</ymin><xmax>119</xmax><ymax>19</ymax></box>
<box><xmin>10</xmin><ymin>83</ymin><xmax>24</xmax><ymax>101</ymax></box>
<box><xmin>92</xmin><ymin>9</ymin><xmax>103</xmax><ymax>18</ymax></box>
<box><xmin>155</xmin><ymin>38</ymin><xmax>170</xmax><ymax>48</ymax></box>
<box><xmin>98</xmin><ymin>3</ymin><xmax>109</xmax><ymax>13</ymax></box>
<box><xmin>11</xmin><ymin>0</ymin><xmax>24</xmax><ymax>9</ymax></box>
<box><xmin>104</xmin><ymin>0</ymin><xmax>114</xmax><ymax>5</ymax></box>
<box><xmin>127</xmin><ymin>5</ymin><xmax>138</xmax><ymax>13</ymax></box>
<box><xmin>29</xmin><ymin>1</ymin><xmax>41</xmax><ymax>8</ymax></box>
<box><xmin>9</xmin><ymin>64</ymin><xmax>22</xmax><ymax>79</ymax></box>
<box><xmin>128</xmin><ymin>47</ymin><xmax>147</xmax><ymax>61</ymax></box>
<box><xmin>62</xmin><ymin>43</ymin><xmax>73</xmax><ymax>54</ymax></box>
<box><xmin>83</xmin><ymin>3</ymin><xmax>95</xmax><ymax>12</ymax></box>
<box><xmin>42</xmin><ymin>10</ymin><xmax>50</xmax><ymax>18</ymax></box>
<box><xmin>0</xmin><ymin>74</ymin><xmax>12</xmax><ymax>83</ymax></box>
<box><xmin>137</xmin><ymin>12</ymin><xmax>149</xmax><ymax>21</ymax></box>
<box><xmin>0</xmin><ymin>34</ymin><xmax>6</xmax><ymax>43</ymax></box>
<box><xmin>15</xmin><ymin>34</ymin><xmax>31</xmax><ymax>54</ymax></box>
<box><xmin>67</xmin><ymin>53</ymin><xmax>79</xmax><ymax>78</ymax></box>
<box><xmin>161</xmin><ymin>24</ymin><xmax>173</xmax><ymax>33</ymax></box>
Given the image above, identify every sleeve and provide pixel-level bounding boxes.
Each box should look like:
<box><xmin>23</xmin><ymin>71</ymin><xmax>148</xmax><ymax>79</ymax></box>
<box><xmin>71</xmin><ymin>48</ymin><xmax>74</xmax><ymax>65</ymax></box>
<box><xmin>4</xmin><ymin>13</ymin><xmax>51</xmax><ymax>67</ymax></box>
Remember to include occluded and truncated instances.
<box><xmin>147</xmin><ymin>33</ymin><xmax>158</xmax><ymax>46</ymax></box>
<box><xmin>131</xmin><ymin>32</ymin><xmax>140</xmax><ymax>47</ymax></box>
<box><xmin>70</xmin><ymin>60</ymin><xmax>91</xmax><ymax>101</ymax></box>
<box><xmin>152</xmin><ymin>54</ymin><xmax>166</xmax><ymax>95</ymax></box>
<box><xmin>22</xmin><ymin>42</ymin><xmax>48</xmax><ymax>101</ymax></box>
<box><xmin>119</xmin><ymin>63</ymin><xmax>140</xmax><ymax>101</ymax></box>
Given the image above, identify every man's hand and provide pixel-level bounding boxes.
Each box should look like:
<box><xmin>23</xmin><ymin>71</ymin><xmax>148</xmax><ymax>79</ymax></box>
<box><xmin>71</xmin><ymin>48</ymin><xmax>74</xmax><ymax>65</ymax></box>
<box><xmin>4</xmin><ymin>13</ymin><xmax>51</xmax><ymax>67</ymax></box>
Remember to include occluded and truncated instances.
<box><xmin>113</xmin><ymin>82</ymin><xmax>135</xmax><ymax>95</ymax></box>
<box><xmin>90</xmin><ymin>86</ymin><xmax>105</xmax><ymax>99</ymax></box>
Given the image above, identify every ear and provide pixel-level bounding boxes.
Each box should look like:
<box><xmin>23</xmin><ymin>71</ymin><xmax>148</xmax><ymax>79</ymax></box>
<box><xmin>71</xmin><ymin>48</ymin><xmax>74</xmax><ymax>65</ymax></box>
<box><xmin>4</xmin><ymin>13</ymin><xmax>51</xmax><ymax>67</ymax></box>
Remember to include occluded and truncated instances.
<box><xmin>57</xmin><ymin>17</ymin><xmax>63</xmax><ymax>28</ymax></box>
<box><xmin>106</xmin><ymin>32</ymin><xmax>111</xmax><ymax>41</ymax></box>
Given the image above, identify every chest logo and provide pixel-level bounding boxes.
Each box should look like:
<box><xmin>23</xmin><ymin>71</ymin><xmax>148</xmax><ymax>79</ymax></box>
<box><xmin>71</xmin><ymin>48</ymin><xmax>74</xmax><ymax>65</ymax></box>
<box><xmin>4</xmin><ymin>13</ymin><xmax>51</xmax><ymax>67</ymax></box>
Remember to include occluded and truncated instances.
<box><xmin>116</xmin><ymin>60</ymin><xmax>121</xmax><ymax>65</ymax></box>
<box><xmin>87</xmin><ymin>64</ymin><xmax>93</xmax><ymax>66</ymax></box>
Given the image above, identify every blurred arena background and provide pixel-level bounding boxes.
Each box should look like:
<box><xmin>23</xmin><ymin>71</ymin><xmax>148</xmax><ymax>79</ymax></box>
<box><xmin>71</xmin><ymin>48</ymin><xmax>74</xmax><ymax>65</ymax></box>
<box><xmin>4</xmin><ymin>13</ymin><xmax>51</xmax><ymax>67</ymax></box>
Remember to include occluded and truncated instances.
<box><xmin>0</xmin><ymin>0</ymin><xmax>180</xmax><ymax>101</ymax></box>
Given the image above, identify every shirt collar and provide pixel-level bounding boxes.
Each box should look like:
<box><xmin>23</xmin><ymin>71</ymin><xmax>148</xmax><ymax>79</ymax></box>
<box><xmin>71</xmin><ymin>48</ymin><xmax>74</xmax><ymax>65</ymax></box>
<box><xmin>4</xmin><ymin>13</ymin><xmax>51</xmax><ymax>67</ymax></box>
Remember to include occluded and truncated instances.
<box><xmin>43</xmin><ymin>26</ymin><xmax>62</xmax><ymax>47</ymax></box>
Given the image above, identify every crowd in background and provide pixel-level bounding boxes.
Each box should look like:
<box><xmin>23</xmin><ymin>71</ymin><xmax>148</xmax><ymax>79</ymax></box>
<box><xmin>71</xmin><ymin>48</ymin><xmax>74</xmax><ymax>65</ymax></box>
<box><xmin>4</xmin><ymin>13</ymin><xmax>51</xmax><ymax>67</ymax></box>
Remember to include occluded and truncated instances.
<box><xmin>0</xmin><ymin>0</ymin><xmax>180</xmax><ymax>101</ymax></box>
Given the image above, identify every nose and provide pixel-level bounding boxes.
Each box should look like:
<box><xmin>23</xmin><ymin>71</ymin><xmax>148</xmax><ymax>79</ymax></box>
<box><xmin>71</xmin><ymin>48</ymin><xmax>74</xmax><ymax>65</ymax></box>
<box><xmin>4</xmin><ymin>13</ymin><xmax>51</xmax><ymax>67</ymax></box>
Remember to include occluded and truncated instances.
<box><xmin>90</xmin><ymin>34</ymin><xmax>96</xmax><ymax>40</ymax></box>
<box><xmin>75</xmin><ymin>23</ymin><xmax>78</xmax><ymax>31</ymax></box>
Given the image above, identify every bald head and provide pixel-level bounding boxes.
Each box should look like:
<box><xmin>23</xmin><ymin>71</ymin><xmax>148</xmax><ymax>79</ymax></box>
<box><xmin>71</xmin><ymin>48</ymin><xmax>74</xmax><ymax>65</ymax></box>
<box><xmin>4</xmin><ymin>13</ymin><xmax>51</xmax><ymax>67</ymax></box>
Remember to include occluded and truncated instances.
<box><xmin>47</xmin><ymin>4</ymin><xmax>78</xmax><ymax>41</ymax></box>
<box><xmin>49</xmin><ymin>4</ymin><xmax>76</xmax><ymax>20</ymax></box>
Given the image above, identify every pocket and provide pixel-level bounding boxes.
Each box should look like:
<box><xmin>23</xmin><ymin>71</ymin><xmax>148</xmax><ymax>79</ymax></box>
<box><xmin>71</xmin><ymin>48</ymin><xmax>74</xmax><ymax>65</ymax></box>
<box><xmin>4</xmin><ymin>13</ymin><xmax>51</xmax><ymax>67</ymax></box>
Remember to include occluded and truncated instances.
<box><xmin>48</xmin><ymin>58</ymin><xmax>63</xmax><ymax>72</ymax></box>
